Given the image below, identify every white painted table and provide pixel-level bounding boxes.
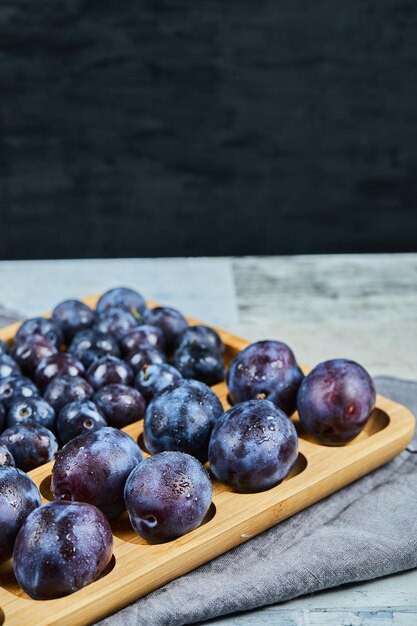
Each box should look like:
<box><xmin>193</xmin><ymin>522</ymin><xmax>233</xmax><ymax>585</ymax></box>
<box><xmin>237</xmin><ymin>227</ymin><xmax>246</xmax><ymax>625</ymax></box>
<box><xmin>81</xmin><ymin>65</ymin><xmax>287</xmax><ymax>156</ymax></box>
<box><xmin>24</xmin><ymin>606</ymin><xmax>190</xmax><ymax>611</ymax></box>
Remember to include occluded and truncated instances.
<box><xmin>1</xmin><ymin>254</ymin><xmax>416</xmax><ymax>625</ymax></box>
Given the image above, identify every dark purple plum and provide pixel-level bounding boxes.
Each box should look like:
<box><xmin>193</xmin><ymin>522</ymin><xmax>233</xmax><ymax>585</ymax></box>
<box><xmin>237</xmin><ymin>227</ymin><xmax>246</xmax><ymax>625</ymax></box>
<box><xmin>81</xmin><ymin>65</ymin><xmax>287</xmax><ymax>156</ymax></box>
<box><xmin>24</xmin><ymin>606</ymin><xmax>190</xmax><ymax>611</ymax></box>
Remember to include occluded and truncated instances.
<box><xmin>0</xmin><ymin>339</ymin><xmax>9</xmax><ymax>355</ymax></box>
<box><xmin>15</xmin><ymin>317</ymin><xmax>63</xmax><ymax>348</ymax></box>
<box><xmin>176</xmin><ymin>325</ymin><xmax>225</xmax><ymax>355</ymax></box>
<box><xmin>94</xmin><ymin>308</ymin><xmax>139</xmax><ymax>340</ymax></box>
<box><xmin>13</xmin><ymin>501</ymin><xmax>113</xmax><ymax>599</ymax></box>
<box><xmin>43</xmin><ymin>375</ymin><xmax>94</xmax><ymax>413</ymax></box>
<box><xmin>94</xmin><ymin>384</ymin><xmax>145</xmax><ymax>428</ymax></box>
<box><xmin>0</xmin><ymin>442</ymin><xmax>14</xmax><ymax>466</ymax></box>
<box><xmin>135</xmin><ymin>363</ymin><xmax>182</xmax><ymax>403</ymax></box>
<box><xmin>173</xmin><ymin>343</ymin><xmax>224</xmax><ymax>386</ymax></box>
<box><xmin>227</xmin><ymin>340</ymin><xmax>304</xmax><ymax>416</ymax></box>
<box><xmin>96</xmin><ymin>287</ymin><xmax>147</xmax><ymax>319</ymax></box>
<box><xmin>144</xmin><ymin>379</ymin><xmax>223</xmax><ymax>463</ymax></box>
<box><xmin>143</xmin><ymin>306</ymin><xmax>188</xmax><ymax>354</ymax></box>
<box><xmin>52</xmin><ymin>299</ymin><xmax>95</xmax><ymax>342</ymax></box>
<box><xmin>209</xmin><ymin>399</ymin><xmax>298</xmax><ymax>493</ymax></box>
<box><xmin>126</xmin><ymin>346</ymin><xmax>166</xmax><ymax>374</ymax></box>
<box><xmin>0</xmin><ymin>466</ymin><xmax>41</xmax><ymax>560</ymax></box>
<box><xmin>297</xmin><ymin>359</ymin><xmax>376</xmax><ymax>445</ymax></box>
<box><xmin>0</xmin><ymin>403</ymin><xmax>4</xmax><ymax>432</ymax></box>
<box><xmin>34</xmin><ymin>353</ymin><xmax>85</xmax><ymax>390</ymax></box>
<box><xmin>7</xmin><ymin>397</ymin><xmax>56</xmax><ymax>431</ymax></box>
<box><xmin>0</xmin><ymin>375</ymin><xmax>39</xmax><ymax>410</ymax></box>
<box><xmin>68</xmin><ymin>329</ymin><xmax>121</xmax><ymax>368</ymax></box>
<box><xmin>12</xmin><ymin>334</ymin><xmax>58</xmax><ymax>376</ymax></box>
<box><xmin>120</xmin><ymin>325</ymin><xmax>164</xmax><ymax>355</ymax></box>
<box><xmin>57</xmin><ymin>400</ymin><xmax>107</xmax><ymax>444</ymax></box>
<box><xmin>51</xmin><ymin>427</ymin><xmax>143</xmax><ymax>517</ymax></box>
<box><xmin>0</xmin><ymin>423</ymin><xmax>58</xmax><ymax>472</ymax></box>
<box><xmin>125</xmin><ymin>451</ymin><xmax>212</xmax><ymax>542</ymax></box>
<box><xmin>86</xmin><ymin>355</ymin><xmax>134</xmax><ymax>390</ymax></box>
<box><xmin>0</xmin><ymin>354</ymin><xmax>21</xmax><ymax>380</ymax></box>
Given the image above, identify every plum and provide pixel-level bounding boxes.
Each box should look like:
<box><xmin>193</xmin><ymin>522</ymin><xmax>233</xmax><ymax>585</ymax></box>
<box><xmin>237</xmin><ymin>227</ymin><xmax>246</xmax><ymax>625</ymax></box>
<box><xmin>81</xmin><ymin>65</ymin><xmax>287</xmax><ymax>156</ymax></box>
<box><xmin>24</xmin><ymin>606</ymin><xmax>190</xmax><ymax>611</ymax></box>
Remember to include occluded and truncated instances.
<box><xmin>126</xmin><ymin>346</ymin><xmax>166</xmax><ymax>375</ymax></box>
<box><xmin>15</xmin><ymin>317</ymin><xmax>63</xmax><ymax>348</ymax></box>
<box><xmin>34</xmin><ymin>353</ymin><xmax>85</xmax><ymax>390</ymax></box>
<box><xmin>227</xmin><ymin>340</ymin><xmax>304</xmax><ymax>415</ymax></box>
<box><xmin>0</xmin><ymin>466</ymin><xmax>41</xmax><ymax>560</ymax></box>
<box><xmin>94</xmin><ymin>307</ymin><xmax>139</xmax><ymax>340</ymax></box>
<box><xmin>68</xmin><ymin>329</ymin><xmax>121</xmax><ymax>369</ymax></box>
<box><xmin>173</xmin><ymin>342</ymin><xmax>224</xmax><ymax>386</ymax></box>
<box><xmin>120</xmin><ymin>325</ymin><xmax>165</xmax><ymax>355</ymax></box>
<box><xmin>94</xmin><ymin>384</ymin><xmax>145</xmax><ymax>428</ymax></box>
<box><xmin>0</xmin><ymin>375</ymin><xmax>39</xmax><ymax>410</ymax></box>
<box><xmin>134</xmin><ymin>363</ymin><xmax>182</xmax><ymax>403</ymax></box>
<box><xmin>0</xmin><ymin>442</ymin><xmax>15</xmax><ymax>466</ymax></box>
<box><xmin>143</xmin><ymin>379</ymin><xmax>223</xmax><ymax>463</ymax></box>
<box><xmin>125</xmin><ymin>451</ymin><xmax>212</xmax><ymax>542</ymax></box>
<box><xmin>86</xmin><ymin>355</ymin><xmax>134</xmax><ymax>390</ymax></box>
<box><xmin>57</xmin><ymin>400</ymin><xmax>107</xmax><ymax>444</ymax></box>
<box><xmin>0</xmin><ymin>354</ymin><xmax>21</xmax><ymax>380</ymax></box>
<box><xmin>96</xmin><ymin>287</ymin><xmax>147</xmax><ymax>318</ymax></box>
<box><xmin>51</xmin><ymin>427</ymin><xmax>143</xmax><ymax>517</ymax></box>
<box><xmin>143</xmin><ymin>306</ymin><xmax>188</xmax><ymax>354</ymax></box>
<box><xmin>176</xmin><ymin>325</ymin><xmax>225</xmax><ymax>355</ymax></box>
<box><xmin>7</xmin><ymin>397</ymin><xmax>56</xmax><ymax>431</ymax></box>
<box><xmin>52</xmin><ymin>299</ymin><xmax>95</xmax><ymax>342</ymax></box>
<box><xmin>0</xmin><ymin>423</ymin><xmax>58</xmax><ymax>471</ymax></box>
<box><xmin>209</xmin><ymin>399</ymin><xmax>298</xmax><ymax>493</ymax></box>
<box><xmin>12</xmin><ymin>335</ymin><xmax>58</xmax><ymax>376</ymax></box>
<box><xmin>297</xmin><ymin>358</ymin><xmax>376</xmax><ymax>445</ymax></box>
<box><xmin>13</xmin><ymin>501</ymin><xmax>113</xmax><ymax>600</ymax></box>
<box><xmin>43</xmin><ymin>375</ymin><xmax>94</xmax><ymax>413</ymax></box>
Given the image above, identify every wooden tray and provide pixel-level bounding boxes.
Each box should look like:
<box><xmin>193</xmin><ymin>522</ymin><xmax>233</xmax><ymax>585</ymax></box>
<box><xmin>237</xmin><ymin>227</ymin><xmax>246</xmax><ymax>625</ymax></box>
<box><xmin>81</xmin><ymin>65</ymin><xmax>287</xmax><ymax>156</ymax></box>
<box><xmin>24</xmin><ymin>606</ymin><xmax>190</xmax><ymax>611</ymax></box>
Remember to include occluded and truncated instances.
<box><xmin>0</xmin><ymin>295</ymin><xmax>414</xmax><ymax>626</ymax></box>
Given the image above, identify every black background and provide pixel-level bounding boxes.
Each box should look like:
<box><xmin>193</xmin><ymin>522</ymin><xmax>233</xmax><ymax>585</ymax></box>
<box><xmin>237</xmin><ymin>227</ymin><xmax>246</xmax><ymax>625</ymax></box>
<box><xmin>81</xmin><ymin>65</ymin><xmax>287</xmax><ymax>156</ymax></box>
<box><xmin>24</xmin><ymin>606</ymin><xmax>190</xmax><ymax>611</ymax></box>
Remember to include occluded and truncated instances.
<box><xmin>1</xmin><ymin>0</ymin><xmax>416</xmax><ymax>260</ymax></box>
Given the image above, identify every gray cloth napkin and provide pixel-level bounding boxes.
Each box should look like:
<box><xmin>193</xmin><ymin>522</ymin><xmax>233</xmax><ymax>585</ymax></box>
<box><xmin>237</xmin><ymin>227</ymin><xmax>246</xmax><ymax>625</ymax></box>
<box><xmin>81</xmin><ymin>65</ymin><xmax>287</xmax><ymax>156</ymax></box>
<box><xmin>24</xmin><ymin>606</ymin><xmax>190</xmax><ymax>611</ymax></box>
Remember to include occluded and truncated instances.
<box><xmin>97</xmin><ymin>376</ymin><xmax>417</xmax><ymax>626</ymax></box>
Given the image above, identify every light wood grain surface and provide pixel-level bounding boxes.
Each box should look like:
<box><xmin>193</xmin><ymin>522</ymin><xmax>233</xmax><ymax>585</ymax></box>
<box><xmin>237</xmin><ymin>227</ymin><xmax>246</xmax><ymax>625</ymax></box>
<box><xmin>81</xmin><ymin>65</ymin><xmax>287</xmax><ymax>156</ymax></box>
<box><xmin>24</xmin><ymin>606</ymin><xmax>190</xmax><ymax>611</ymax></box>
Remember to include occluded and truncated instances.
<box><xmin>0</xmin><ymin>254</ymin><xmax>416</xmax><ymax>625</ymax></box>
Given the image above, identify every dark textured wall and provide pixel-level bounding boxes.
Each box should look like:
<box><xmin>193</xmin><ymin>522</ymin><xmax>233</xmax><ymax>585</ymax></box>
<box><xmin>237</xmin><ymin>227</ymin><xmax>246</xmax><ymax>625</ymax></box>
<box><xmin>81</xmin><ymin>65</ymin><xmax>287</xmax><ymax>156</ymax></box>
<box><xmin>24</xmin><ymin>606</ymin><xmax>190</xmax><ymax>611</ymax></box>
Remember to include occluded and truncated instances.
<box><xmin>0</xmin><ymin>0</ymin><xmax>416</xmax><ymax>260</ymax></box>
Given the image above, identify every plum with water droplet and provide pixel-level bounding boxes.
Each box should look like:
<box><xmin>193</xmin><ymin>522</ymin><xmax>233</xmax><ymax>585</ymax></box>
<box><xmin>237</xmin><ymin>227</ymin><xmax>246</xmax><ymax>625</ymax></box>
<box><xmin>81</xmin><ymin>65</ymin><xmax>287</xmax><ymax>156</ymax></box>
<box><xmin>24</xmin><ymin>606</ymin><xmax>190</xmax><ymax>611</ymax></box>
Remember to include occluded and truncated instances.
<box><xmin>209</xmin><ymin>399</ymin><xmax>298</xmax><ymax>493</ymax></box>
<box><xmin>120</xmin><ymin>325</ymin><xmax>165</xmax><ymax>355</ymax></box>
<box><xmin>16</xmin><ymin>317</ymin><xmax>63</xmax><ymax>348</ymax></box>
<box><xmin>12</xmin><ymin>335</ymin><xmax>58</xmax><ymax>376</ymax></box>
<box><xmin>57</xmin><ymin>400</ymin><xmax>107</xmax><ymax>444</ymax></box>
<box><xmin>0</xmin><ymin>423</ymin><xmax>58</xmax><ymax>472</ymax></box>
<box><xmin>134</xmin><ymin>363</ymin><xmax>182</xmax><ymax>403</ymax></box>
<box><xmin>43</xmin><ymin>375</ymin><xmax>94</xmax><ymax>413</ymax></box>
<box><xmin>94</xmin><ymin>308</ymin><xmax>139</xmax><ymax>340</ymax></box>
<box><xmin>143</xmin><ymin>306</ymin><xmax>188</xmax><ymax>354</ymax></box>
<box><xmin>144</xmin><ymin>379</ymin><xmax>223</xmax><ymax>463</ymax></box>
<box><xmin>7</xmin><ymin>397</ymin><xmax>56</xmax><ymax>431</ymax></box>
<box><xmin>52</xmin><ymin>299</ymin><xmax>95</xmax><ymax>342</ymax></box>
<box><xmin>0</xmin><ymin>466</ymin><xmax>41</xmax><ymax>560</ymax></box>
<box><xmin>86</xmin><ymin>355</ymin><xmax>134</xmax><ymax>390</ymax></box>
<box><xmin>94</xmin><ymin>384</ymin><xmax>145</xmax><ymax>428</ymax></box>
<box><xmin>51</xmin><ymin>427</ymin><xmax>143</xmax><ymax>517</ymax></box>
<box><xmin>96</xmin><ymin>287</ymin><xmax>147</xmax><ymax>319</ymax></box>
<box><xmin>227</xmin><ymin>340</ymin><xmax>304</xmax><ymax>416</ymax></box>
<box><xmin>0</xmin><ymin>375</ymin><xmax>39</xmax><ymax>410</ymax></box>
<box><xmin>297</xmin><ymin>359</ymin><xmax>376</xmax><ymax>445</ymax></box>
<box><xmin>126</xmin><ymin>346</ymin><xmax>166</xmax><ymax>374</ymax></box>
<box><xmin>34</xmin><ymin>353</ymin><xmax>85</xmax><ymax>390</ymax></box>
<box><xmin>13</xmin><ymin>501</ymin><xmax>113</xmax><ymax>599</ymax></box>
<box><xmin>125</xmin><ymin>451</ymin><xmax>212</xmax><ymax>542</ymax></box>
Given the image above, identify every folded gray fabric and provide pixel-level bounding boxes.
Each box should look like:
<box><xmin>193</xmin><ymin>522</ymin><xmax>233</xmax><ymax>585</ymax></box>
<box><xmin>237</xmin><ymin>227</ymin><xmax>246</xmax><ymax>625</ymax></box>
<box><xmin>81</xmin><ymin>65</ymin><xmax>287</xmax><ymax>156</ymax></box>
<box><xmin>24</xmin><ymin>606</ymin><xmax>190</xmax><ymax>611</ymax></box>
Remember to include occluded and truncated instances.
<box><xmin>97</xmin><ymin>376</ymin><xmax>417</xmax><ymax>626</ymax></box>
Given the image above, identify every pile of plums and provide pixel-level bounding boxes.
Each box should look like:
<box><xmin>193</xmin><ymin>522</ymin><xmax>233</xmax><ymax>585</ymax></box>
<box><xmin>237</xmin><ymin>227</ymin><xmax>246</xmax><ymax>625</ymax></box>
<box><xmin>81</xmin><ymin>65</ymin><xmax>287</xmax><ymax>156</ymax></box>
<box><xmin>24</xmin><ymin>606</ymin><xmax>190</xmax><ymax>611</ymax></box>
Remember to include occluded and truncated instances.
<box><xmin>0</xmin><ymin>287</ymin><xmax>376</xmax><ymax>600</ymax></box>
